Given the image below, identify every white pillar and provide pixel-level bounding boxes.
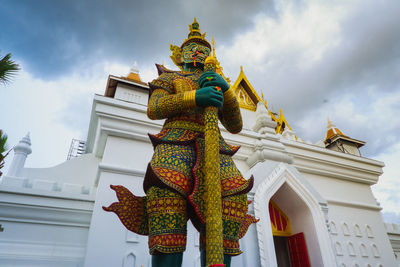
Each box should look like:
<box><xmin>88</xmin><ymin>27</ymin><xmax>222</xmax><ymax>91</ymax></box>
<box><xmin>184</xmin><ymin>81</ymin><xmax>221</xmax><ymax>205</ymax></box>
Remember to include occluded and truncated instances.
<box><xmin>7</xmin><ymin>133</ymin><xmax>32</xmax><ymax>177</ymax></box>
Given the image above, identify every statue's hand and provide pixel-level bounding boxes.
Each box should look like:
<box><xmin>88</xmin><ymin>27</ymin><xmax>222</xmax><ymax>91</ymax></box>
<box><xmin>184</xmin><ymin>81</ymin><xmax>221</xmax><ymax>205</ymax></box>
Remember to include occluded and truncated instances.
<box><xmin>195</xmin><ymin>86</ymin><xmax>224</xmax><ymax>108</ymax></box>
<box><xmin>199</xmin><ymin>71</ymin><xmax>230</xmax><ymax>92</ymax></box>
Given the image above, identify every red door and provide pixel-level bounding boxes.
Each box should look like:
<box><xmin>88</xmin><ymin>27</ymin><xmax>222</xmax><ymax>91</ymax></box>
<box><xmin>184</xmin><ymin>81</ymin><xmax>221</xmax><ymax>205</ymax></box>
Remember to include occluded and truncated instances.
<box><xmin>287</xmin><ymin>232</ymin><xmax>311</xmax><ymax>267</ymax></box>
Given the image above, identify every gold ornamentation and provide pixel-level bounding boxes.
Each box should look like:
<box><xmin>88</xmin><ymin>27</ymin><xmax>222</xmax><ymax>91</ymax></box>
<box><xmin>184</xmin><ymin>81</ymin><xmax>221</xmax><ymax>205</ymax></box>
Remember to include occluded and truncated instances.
<box><xmin>169</xmin><ymin>44</ymin><xmax>184</xmax><ymax>70</ymax></box>
<box><xmin>235</xmin><ymin>84</ymin><xmax>257</xmax><ymax>111</ymax></box>
<box><xmin>183</xmin><ymin>91</ymin><xmax>196</xmax><ymax>108</ymax></box>
<box><xmin>173</xmin><ymin>77</ymin><xmax>194</xmax><ymax>93</ymax></box>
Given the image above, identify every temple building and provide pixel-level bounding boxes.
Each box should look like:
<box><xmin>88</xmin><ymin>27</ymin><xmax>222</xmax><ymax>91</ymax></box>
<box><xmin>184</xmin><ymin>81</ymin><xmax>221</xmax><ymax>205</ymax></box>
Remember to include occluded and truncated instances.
<box><xmin>0</xmin><ymin>65</ymin><xmax>399</xmax><ymax>267</ymax></box>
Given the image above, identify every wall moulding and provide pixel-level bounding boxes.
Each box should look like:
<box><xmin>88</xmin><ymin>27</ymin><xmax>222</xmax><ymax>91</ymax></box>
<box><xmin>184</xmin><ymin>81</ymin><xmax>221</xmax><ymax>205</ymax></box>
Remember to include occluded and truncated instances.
<box><xmin>0</xmin><ymin>202</ymin><xmax>92</xmax><ymax>227</ymax></box>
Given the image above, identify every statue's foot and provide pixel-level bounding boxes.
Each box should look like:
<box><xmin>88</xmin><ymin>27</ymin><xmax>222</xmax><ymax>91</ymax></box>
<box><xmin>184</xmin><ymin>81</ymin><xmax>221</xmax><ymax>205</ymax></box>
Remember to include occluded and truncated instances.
<box><xmin>152</xmin><ymin>252</ymin><xmax>183</xmax><ymax>267</ymax></box>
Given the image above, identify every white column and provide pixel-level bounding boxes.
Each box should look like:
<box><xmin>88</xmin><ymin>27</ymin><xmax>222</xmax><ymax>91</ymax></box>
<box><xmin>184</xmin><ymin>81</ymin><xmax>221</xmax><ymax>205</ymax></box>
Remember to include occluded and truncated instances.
<box><xmin>7</xmin><ymin>133</ymin><xmax>32</xmax><ymax>177</ymax></box>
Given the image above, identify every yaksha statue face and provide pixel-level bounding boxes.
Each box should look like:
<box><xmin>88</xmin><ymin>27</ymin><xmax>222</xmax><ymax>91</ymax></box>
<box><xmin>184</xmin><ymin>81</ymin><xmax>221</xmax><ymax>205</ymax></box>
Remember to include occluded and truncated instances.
<box><xmin>182</xmin><ymin>42</ymin><xmax>211</xmax><ymax>67</ymax></box>
<box><xmin>169</xmin><ymin>18</ymin><xmax>212</xmax><ymax>71</ymax></box>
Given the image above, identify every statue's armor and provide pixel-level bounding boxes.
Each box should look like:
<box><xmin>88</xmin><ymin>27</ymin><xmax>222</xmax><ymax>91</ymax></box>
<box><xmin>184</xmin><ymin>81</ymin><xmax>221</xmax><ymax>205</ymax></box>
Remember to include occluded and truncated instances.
<box><xmin>104</xmin><ymin>63</ymin><xmax>257</xmax><ymax>256</ymax></box>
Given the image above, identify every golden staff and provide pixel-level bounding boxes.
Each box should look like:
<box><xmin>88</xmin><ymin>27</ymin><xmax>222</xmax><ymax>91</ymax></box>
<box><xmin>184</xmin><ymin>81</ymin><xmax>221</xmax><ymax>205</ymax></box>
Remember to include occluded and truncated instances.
<box><xmin>203</xmin><ymin>38</ymin><xmax>224</xmax><ymax>267</ymax></box>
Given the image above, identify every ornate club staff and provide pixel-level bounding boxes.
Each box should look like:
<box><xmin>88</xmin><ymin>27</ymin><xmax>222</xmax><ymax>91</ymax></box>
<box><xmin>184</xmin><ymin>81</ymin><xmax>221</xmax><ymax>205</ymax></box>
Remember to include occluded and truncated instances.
<box><xmin>203</xmin><ymin>47</ymin><xmax>224</xmax><ymax>267</ymax></box>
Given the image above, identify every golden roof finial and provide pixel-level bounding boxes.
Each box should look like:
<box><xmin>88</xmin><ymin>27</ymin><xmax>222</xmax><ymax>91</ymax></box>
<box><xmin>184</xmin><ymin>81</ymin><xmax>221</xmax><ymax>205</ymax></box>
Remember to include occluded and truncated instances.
<box><xmin>325</xmin><ymin>118</ymin><xmax>346</xmax><ymax>140</ymax></box>
<box><xmin>327</xmin><ymin>117</ymin><xmax>335</xmax><ymax>129</ymax></box>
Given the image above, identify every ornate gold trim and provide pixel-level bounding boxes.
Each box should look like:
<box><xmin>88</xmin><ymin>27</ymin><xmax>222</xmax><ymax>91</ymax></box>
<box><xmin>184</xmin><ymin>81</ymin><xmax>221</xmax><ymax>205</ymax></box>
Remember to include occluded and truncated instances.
<box><xmin>183</xmin><ymin>90</ymin><xmax>197</xmax><ymax>108</ymax></box>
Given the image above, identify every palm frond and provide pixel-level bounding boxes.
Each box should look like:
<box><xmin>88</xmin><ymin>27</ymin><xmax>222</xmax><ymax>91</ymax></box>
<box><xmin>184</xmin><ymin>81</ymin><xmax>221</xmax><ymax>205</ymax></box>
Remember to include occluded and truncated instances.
<box><xmin>0</xmin><ymin>147</ymin><xmax>11</xmax><ymax>177</ymax></box>
<box><xmin>0</xmin><ymin>53</ymin><xmax>20</xmax><ymax>84</ymax></box>
<box><xmin>0</xmin><ymin>130</ymin><xmax>8</xmax><ymax>154</ymax></box>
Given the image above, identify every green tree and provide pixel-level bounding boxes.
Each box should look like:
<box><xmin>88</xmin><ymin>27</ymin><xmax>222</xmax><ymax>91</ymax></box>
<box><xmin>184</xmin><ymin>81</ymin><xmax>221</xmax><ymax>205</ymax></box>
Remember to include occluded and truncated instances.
<box><xmin>0</xmin><ymin>130</ymin><xmax>10</xmax><ymax>176</ymax></box>
<box><xmin>0</xmin><ymin>52</ymin><xmax>19</xmax><ymax>175</ymax></box>
<box><xmin>0</xmin><ymin>52</ymin><xmax>20</xmax><ymax>84</ymax></box>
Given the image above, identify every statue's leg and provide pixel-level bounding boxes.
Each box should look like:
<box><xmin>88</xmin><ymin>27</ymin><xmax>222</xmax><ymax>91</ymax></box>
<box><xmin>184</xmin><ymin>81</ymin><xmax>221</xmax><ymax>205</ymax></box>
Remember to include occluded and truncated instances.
<box><xmin>147</xmin><ymin>186</ymin><xmax>188</xmax><ymax>267</ymax></box>
<box><xmin>152</xmin><ymin>252</ymin><xmax>183</xmax><ymax>267</ymax></box>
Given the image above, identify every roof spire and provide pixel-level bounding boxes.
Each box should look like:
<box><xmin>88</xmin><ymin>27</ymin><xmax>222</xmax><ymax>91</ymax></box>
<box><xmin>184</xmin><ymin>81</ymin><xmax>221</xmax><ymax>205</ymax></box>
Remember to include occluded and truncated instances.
<box><xmin>324</xmin><ymin>118</ymin><xmax>365</xmax><ymax>156</ymax></box>
<box><xmin>125</xmin><ymin>62</ymin><xmax>143</xmax><ymax>82</ymax></box>
<box><xmin>325</xmin><ymin>118</ymin><xmax>346</xmax><ymax>140</ymax></box>
<box><xmin>327</xmin><ymin>117</ymin><xmax>335</xmax><ymax>129</ymax></box>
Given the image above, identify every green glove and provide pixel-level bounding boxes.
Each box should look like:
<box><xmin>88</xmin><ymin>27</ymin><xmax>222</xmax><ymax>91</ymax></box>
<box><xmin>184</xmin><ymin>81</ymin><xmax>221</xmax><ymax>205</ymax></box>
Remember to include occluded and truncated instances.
<box><xmin>199</xmin><ymin>71</ymin><xmax>230</xmax><ymax>92</ymax></box>
<box><xmin>195</xmin><ymin>86</ymin><xmax>224</xmax><ymax>108</ymax></box>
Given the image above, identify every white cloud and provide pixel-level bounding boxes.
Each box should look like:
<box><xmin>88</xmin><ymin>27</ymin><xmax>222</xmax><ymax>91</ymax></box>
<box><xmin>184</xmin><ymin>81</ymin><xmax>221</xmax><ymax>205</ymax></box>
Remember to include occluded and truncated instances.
<box><xmin>373</xmin><ymin>142</ymin><xmax>400</xmax><ymax>222</ymax></box>
<box><xmin>0</xmin><ymin>60</ymin><xmax>157</xmax><ymax>171</ymax></box>
<box><xmin>220</xmin><ymin>0</ymin><xmax>346</xmax><ymax>74</ymax></box>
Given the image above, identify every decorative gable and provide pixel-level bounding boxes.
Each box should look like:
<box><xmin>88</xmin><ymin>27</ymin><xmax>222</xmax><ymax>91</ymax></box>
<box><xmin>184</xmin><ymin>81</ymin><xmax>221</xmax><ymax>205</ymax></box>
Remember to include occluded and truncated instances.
<box><xmin>231</xmin><ymin>66</ymin><xmax>261</xmax><ymax>111</ymax></box>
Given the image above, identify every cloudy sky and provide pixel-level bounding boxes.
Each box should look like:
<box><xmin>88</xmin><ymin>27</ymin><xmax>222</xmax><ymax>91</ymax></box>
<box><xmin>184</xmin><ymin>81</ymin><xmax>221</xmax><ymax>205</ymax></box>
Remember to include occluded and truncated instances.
<box><xmin>0</xmin><ymin>0</ymin><xmax>399</xmax><ymax>223</ymax></box>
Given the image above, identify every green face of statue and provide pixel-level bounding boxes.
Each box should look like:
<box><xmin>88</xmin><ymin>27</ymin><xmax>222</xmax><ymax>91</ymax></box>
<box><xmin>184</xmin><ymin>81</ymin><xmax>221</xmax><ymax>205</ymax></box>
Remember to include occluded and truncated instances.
<box><xmin>182</xmin><ymin>42</ymin><xmax>211</xmax><ymax>71</ymax></box>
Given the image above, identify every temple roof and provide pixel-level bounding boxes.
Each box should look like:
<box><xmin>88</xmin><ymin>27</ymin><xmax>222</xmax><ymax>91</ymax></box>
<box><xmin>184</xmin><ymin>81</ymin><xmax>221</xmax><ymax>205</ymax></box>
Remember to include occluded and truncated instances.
<box><xmin>121</xmin><ymin>67</ymin><xmax>147</xmax><ymax>86</ymax></box>
<box><xmin>104</xmin><ymin>65</ymin><xmax>148</xmax><ymax>98</ymax></box>
<box><xmin>324</xmin><ymin>119</ymin><xmax>365</xmax><ymax>148</ymax></box>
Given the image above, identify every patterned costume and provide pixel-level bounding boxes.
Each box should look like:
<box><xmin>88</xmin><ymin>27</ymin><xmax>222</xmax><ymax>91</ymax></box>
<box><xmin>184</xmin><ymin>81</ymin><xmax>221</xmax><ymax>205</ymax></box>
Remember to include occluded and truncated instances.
<box><xmin>103</xmin><ymin>19</ymin><xmax>258</xmax><ymax>261</ymax></box>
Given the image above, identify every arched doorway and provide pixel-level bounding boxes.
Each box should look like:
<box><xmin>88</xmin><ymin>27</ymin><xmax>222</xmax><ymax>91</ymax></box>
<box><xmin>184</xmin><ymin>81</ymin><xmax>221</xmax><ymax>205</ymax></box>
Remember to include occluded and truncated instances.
<box><xmin>252</xmin><ymin>162</ymin><xmax>336</xmax><ymax>267</ymax></box>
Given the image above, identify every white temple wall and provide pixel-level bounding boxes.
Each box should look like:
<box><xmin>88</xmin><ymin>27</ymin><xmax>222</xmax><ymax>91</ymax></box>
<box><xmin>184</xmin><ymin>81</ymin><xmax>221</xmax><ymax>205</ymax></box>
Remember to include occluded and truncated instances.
<box><xmin>0</xmin><ymin>221</ymin><xmax>88</xmax><ymax>266</ymax></box>
<box><xmin>0</xmin><ymin>189</ymin><xmax>93</xmax><ymax>267</ymax></box>
<box><xmin>101</xmin><ymin>136</ymin><xmax>153</xmax><ymax>171</ymax></box>
<box><xmin>84</xmin><ymin>169</ymin><xmax>149</xmax><ymax>267</ymax></box>
<box><xmin>302</xmin><ymin>173</ymin><xmax>378</xmax><ymax>206</ymax></box>
<box><xmin>327</xmin><ymin>204</ymin><xmax>397</xmax><ymax>266</ymax></box>
<box><xmin>19</xmin><ymin>153</ymin><xmax>100</xmax><ymax>187</ymax></box>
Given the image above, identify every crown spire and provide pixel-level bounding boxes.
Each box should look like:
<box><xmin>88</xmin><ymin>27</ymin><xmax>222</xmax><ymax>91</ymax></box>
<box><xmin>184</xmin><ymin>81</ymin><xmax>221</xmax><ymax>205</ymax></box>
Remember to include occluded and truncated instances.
<box><xmin>180</xmin><ymin>18</ymin><xmax>210</xmax><ymax>49</ymax></box>
<box><xmin>188</xmin><ymin>18</ymin><xmax>201</xmax><ymax>38</ymax></box>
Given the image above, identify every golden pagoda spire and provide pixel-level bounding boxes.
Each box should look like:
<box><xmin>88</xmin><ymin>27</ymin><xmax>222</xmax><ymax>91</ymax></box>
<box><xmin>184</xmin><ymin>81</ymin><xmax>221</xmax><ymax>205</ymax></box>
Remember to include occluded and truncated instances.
<box><xmin>325</xmin><ymin>118</ymin><xmax>346</xmax><ymax>141</ymax></box>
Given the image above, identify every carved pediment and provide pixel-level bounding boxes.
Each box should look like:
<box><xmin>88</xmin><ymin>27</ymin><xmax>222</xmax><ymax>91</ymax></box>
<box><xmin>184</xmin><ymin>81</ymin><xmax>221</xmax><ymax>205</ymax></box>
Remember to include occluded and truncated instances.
<box><xmin>235</xmin><ymin>84</ymin><xmax>257</xmax><ymax>111</ymax></box>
